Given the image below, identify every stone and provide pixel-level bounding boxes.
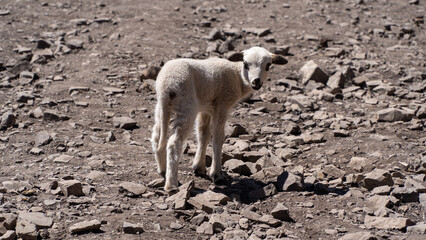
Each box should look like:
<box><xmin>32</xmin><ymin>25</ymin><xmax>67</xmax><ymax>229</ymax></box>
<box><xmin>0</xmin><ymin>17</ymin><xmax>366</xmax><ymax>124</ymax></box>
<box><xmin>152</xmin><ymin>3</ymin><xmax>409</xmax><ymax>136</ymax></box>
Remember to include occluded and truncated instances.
<box><xmin>391</xmin><ymin>187</ymin><xmax>419</xmax><ymax>203</ymax></box>
<box><xmin>322</xmin><ymin>164</ymin><xmax>346</xmax><ymax>179</ymax></box>
<box><xmin>113</xmin><ymin>117</ymin><xmax>137</xmax><ymax>130</ymax></box>
<box><xmin>0</xmin><ymin>213</ymin><xmax>17</xmax><ymax>230</ymax></box>
<box><xmin>271</xmin><ymin>203</ymin><xmax>292</xmax><ymax>221</ymax></box>
<box><xmin>123</xmin><ymin>222</ymin><xmax>144</xmax><ymax>234</ymax></box>
<box><xmin>375</xmin><ymin>108</ymin><xmax>413</xmax><ymax>122</ymax></box>
<box><xmin>223</xmin><ymin>229</ymin><xmax>249</xmax><ymax>240</ymax></box>
<box><xmin>276</xmin><ymin>171</ymin><xmax>305</xmax><ymax>191</ymax></box>
<box><xmin>259</xmin><ymin>214</ymin><xmax>281</xmax><ymax>227</ymax></box>
<box><xmin>34</xmin><ymin>131</ymin><xmax>51</xmax><ymax>147</ymax></box>
<box><xmin>16</xmin><ymin>91</ymin><xmax>35</xmax><ymax>103</ymax></box>
<box><xmin>53</xmin><ymin>155</ymin><xmax>73</xmax><ymax>163</ymax></box>
<box><xmin>18</xmin><ymin>212</ymin><xmax>53</xmax><ymax>229</ymax></box>
<box><xmin>196</xmin><ymin>222</ymin><xmax>213</xmax><ymax>235</ymax></box>
<box><xmin>166</xmin><ymin>180</ymin><xmax>193</xmax><ymax>210</ymax></box>
<box><xmin>207</xmin><ymin>27</ymin><xmax>224</xmax><ymax>41</ymax></box>
<box><xmin>36</xmin><ymin>39</ymin><xmax>51</xmax><ymax>49</ymax></box>
<box><xmin>68</xmin><ymin>86</ymin><xmax>90</xmax><ymax>95</ymax></box>
<box><xmin>30</xmin><ymin>107</ymin><xmax>43</xmax><ymax>118</ymax></box>
<box><xmin>242</xmin><ymin>208</ymin><xmax>261</xmax><ymax>221</ymax></box>
<box><xmin>242</xmin><ymin>27</ymin><xmax>271</xmax><ymax>36</ymax></box>
<box><xmin>58</xmin><ymin>180</ymin><xmax>84</xmax><ymax>197</ymax></box>
<box><xmin>119</xmin><ymin>182</ymin><xmax>147</xmax><ymax>197</ymax></box>
<box><xmin>407</xmin><ymin>223</ymin><xmax>426</xmax><ymax>234</ymax></box>
<box><xmin>248</xmin><ymin>184</ymin><xmax>277</xmax><ymax>201</ymax></box>
<box><xmin>224</xmin><ymin>159</ymin><xmax>251</xmax><ymax>176</ymax></box>
<box><xmin>187</xmin><ymin>190</ymin><xmax>230</xmax><ymax>213</ymax></box>
<box><xmin>226</xmin><ymin>123</ymin><xmax>247</xmax><ymax>137</ymax></box>
<box><xmin>366</xmin><ymin>195</ymin><xmax>392</xmax><ymax>211</ymax></box>
<box><xmin>348</xmin><ymin>157</ymin><xmax>368</xmax><ymax>172</ymax></box>
<box><xmin>334</xmin><ymin>130</ymin><xmax>350</xmax><ymax>137</ymax></box>
<box><xmin>86</xmin><ymin>171</ymin><xmax>107</xmax><ymax>180</ymax></box>
<box><xmin>299</xmin><ymin>60</ymin><xmax>329</xmax><ymax>85</ymax></box>
<box><xmin>0</xmin><ymin>230</ymin><xmax>16</xmax><ymax>240</ymax></box>
<box><xmin>169</xmin><ymin>222</ymin><xmax>183</xmax><ymax>230</ymax></box>
<box><xmin>338</xmin><ymin>231</ymin><xmax>377</xmax><ymax>240</ymax></box>
<box><xmin>66</xmin><ymin>39</ymin><xmax>84</xmax><ymax>49</ymax></box>
<box><xmin>0</xmin><ymin>112</ymin><xmax>16</xmax><ymax>130</ymax></box>
<box><xmin>327</xmin><ymin>72</ymin><xmax>345</xmax><ymax>89</ymax></box>
<box><xmin>15</xmin><ymin>219</ymin><xmax>37</xmax><ymax>240</ymax></box>
<box><xmin>2</xmin><ymin>181</ymin><xmax>31</xmax><ymax>192</ymax></box>
<box><xmin>103</xmin><ymin>87</ymin><xmax>125</xmax><ymax>94</ymax></box>
<box><xmin>69</xmin><ymin>220</ymin><xmax>101</xmax><ymax>234</ymax></box>
<box><xmin>360</xmin><ymin>169</ymin><xmax>394</xmax><ymax>190</ymax></box>
<box><xmin>43</xmin><ymin>110</ymin><xmax>69</xmax><ymax>121</ymax></box>
<box><xmin>364</xmin><ymin>215</ymin><xmax>414</xmax><ymax>230</ymax></box>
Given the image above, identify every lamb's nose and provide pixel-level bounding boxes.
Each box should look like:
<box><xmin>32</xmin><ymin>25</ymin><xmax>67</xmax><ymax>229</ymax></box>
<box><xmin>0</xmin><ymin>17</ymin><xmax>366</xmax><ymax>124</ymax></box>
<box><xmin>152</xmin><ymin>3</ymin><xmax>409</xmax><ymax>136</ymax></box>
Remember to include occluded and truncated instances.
<box><xmin>252</xmin><ymin>78</ymin><xmax>260</xmax><ymax>86</ymax></box>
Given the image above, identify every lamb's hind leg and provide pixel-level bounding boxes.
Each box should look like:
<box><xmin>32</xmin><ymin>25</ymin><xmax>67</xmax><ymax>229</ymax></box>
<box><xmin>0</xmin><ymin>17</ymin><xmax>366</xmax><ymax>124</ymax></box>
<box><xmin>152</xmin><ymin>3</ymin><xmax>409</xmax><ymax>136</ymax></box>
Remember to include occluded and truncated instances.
<box><xmin>192</xmin><ymin>112</ymin><xmax>211</xmax><ymax>176</ymax></box>
<box><xmin>165</xmin><ymin>107</ymin><xmax>196</xmax><ymax>193</ymax></box>
<box><xmin>151</xmin><ymin>102</ymin><xmax>170</xmax><ymax>176</ymax></box>
<box><xmin>209</xmin><ymin>110</ymin><xmax>227</xmax><ymax>184</ymax></box>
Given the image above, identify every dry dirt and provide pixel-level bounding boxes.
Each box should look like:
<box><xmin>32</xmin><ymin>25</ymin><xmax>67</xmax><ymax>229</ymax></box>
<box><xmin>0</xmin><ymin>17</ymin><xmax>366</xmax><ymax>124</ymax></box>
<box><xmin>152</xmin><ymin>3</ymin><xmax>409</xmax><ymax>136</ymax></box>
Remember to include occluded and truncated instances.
<box><xmin>0</xmin><ymin>0</ymin><xmax>425</xmax><ymax>239</ymax></box>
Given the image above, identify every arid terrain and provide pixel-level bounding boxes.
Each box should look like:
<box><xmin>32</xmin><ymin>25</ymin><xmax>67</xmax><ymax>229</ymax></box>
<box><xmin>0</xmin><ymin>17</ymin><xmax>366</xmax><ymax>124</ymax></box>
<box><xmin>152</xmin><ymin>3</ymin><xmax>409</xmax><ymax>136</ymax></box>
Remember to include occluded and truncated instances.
<box><xmin>0</xmin><ymin>0</ymin><xmax>425</xmax><ymax>239</ymax></box>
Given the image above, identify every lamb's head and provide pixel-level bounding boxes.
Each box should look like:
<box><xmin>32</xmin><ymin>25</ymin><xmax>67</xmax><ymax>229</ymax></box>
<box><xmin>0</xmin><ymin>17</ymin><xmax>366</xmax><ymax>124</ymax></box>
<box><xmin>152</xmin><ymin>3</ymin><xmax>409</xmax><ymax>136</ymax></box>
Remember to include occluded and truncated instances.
<box><xmin>228</xmin><ymin>46</ymin><xmax>288</xmax><ymax>90</ymax></box>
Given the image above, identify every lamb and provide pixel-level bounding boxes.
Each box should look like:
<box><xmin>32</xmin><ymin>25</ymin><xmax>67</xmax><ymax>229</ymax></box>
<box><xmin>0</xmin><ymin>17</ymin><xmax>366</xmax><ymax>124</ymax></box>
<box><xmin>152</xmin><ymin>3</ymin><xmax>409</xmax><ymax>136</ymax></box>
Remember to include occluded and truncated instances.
<box><xmin>151</xmin><ymin>46</ymin><xmax>288</xmax><ymax>193</ymax></box>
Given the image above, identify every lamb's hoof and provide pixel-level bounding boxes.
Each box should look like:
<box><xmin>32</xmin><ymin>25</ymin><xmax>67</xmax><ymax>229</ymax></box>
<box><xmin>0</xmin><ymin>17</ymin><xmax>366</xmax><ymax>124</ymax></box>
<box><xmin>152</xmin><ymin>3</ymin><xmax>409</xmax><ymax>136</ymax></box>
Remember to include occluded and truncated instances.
<box><xmin>211</xmin><ymin>172</ymin><xmax>229</xmax><ymax>185</ymax></box>
<box><xmin>192</xmin><ymin>165</ymin><xmax>206</xmax><ymax>177</ymax></box>
<box><xmin>158</xmin><ymin>170</ymin><xmax>166</xmax><ymax>178</ymax></box>
<box><xmin>164</xmin><ymin>185</ymin><xmax>179</xmax><ymax>196</ymax></box>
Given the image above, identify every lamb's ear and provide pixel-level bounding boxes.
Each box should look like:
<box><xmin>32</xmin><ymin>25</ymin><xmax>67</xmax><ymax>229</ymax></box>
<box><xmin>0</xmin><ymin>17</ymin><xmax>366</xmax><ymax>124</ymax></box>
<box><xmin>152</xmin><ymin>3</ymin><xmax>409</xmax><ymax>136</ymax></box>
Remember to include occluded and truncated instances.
<box><xmin>228</xmin><ymin>52</ymin><xmax>244</xmax><ymax>62</ymax></box>
<box><xmin>271</xmin><ymin>54</ymin><xmax>288</xmax><ymax>65</ymax></box>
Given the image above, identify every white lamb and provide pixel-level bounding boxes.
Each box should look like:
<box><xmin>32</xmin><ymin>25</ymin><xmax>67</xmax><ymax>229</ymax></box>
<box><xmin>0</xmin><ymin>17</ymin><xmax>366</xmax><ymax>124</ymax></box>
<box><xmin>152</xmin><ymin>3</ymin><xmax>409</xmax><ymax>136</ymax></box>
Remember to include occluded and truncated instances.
<box><xmin>151</xmin><ymin>46</ymin><xmax>287</xmax><ymax>193</ymax></box>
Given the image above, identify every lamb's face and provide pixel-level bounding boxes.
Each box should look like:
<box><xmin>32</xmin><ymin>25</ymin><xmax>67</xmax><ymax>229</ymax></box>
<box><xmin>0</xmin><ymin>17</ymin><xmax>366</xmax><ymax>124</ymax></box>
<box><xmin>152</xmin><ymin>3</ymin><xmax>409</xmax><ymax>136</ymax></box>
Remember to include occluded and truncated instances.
<box><xmin>242</xmin><ymin>47</ymin><xmax>272</xmax><ymax>90</ymax></box>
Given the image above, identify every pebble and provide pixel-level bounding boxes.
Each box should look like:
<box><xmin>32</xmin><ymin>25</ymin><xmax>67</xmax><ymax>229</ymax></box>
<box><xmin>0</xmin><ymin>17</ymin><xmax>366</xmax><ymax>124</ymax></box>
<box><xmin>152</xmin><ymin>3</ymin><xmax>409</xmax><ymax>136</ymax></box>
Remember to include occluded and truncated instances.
<box><xmin>69</xmin><ymin>220</ymin><xmax>101</xmax><ymax>234</ymax></box>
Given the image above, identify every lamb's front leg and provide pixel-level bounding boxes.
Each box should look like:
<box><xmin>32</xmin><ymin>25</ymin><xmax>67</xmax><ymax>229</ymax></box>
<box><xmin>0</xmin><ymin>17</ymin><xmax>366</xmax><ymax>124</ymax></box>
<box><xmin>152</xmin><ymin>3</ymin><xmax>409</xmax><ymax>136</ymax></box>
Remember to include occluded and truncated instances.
<box><xmin>209</xmin><ymin>111</ymin><xmax>227</xmax><ymax>184</ymax></box>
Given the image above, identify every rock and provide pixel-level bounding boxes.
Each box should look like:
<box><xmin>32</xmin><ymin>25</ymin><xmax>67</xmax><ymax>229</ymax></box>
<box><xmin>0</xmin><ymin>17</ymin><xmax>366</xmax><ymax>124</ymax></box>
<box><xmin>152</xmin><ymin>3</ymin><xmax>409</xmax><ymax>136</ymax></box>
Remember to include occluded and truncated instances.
<box><xmin>2</xmin><ymin>181</ymin><xmax>31</xmax><ymax>192</ymax></box>
<box><xmin>123</xmin><ymin>222</ymin><xmax>144</xmax><ymax>234</ymax></box>
<box><xmin>276</xmin><ymin>171</ymin><xmax>305</xmax><ymax>191</ymax></box>
<box><xmin>348</xmin><ymin>157</ymin><xmax>368</xmax><ymax>172</ymax></box>
<box><xmin>224</xmin><ymin>159</ymin><xmax>251</xmax><ymax>176</ymax></box>
<box><xmin>223</xmin><ymin>229</ymin><xmax>249</xmax><ymax>240</ymax></box>
<box><xmin>226</xmin><ymin>123</ymin><xmax>247</xmax><ymax>137</ymax></box>
<box><xmin>30</xmin><ymin>49</ymin><xmax>54</xmax><ymax>64</ymax></box>
<box><xmin>242</xmin><ymin>208</ymin><xmax>261</xmax><ymax>221</ymax></box>
<box><xmin>15</xmin><ymin>219</ymin><xmax>37</xmax><ymax>240</ymax></box>
<box><xmin>366</xmin><ymin>195</ymin><xmax>392</xmax><ymax>211</ymax></box>
<box><xmin>166</xmin><ymin>180</ymin><xmax>193</xmax><ymax>210</ymax></box>
<box><xmin>34</xmin><ymin>131</ymin><xmax>51</xmax><ymax>147</ymax></box>
<box><xmin>196</xmin><ymin>222</ymin><xmax>213</xmax><ymax>235</ymax></box>
<box><xmin>16</xmin><ymin>91</ymin><xmax>35</xmax><ymax>103</ymax></box>
<box><xmin>43</xmin><ymin>110</ymin><xmax>69</xmax><ymax>121</ymax></box>
<box><xmin>0</xmin><ymin>112</ymin><xmax>16</xmax><ymax>130</ymax></box>
<box><xmin>242</xmin><ymin>27</ymin><xmax>271</xmax><ymax>37</ymax></box>
<box><xmin>103</xmin><ymin>87</ymin><xmax>125</xmax><ymax>95</ymax></box>
<box><xmin>66</xmin><ymin>39</ymin><xmax>84</xmax><ymax>49</ymax></box>
<box><xmin>58</xmin><ymin>180</ymin><xmax>84</xmax><ymax>197</ymax></box>
<box><xmin>360</xmin><ymin>169</ymin><xmax>394</xmax><ymax>190</ymax></box>
<box><xmin>19</xmin><ymin>71</ymin><xmax>35</xmax><ymax>85</ymax></box>
<box><xmin>248</xmin><ymin>183</ymin><xmax>277</xmax><ymax>201</ymax></box>
<box><xmin>187</xmin><ymin>190</ymin><xmax>230</xmax><ymax>213</ymax></box>
<box><xmin>364</xmin><ymin>215</ymin><xmax>414</xmax><ymax>231</ymax></box>
<box><xmin>69</xmin><ymin>220</ymin><xmax>101</xmax><ymax>234</ymax></box>
<box><xmin>322</xmin><ymin>164</ymin><xmax>346</xmax><ymax>179</ymax></box>
<box><xmin>53</xmin><ymin>155</ymin><xmax>73</xmax><ymax>163</ymax></box>
<box><xmin>391</xmin><ymin>187</ymin><xmax>419</xmax><ymax>203</ymax></box>
<box><xmin>18</xmin><ymin>212</ymin><xmax>53</xmax><ymax>229</ymax></box>
<box><xmin>375</xmin><ymin>108</ymin><xmax>413</xmax><ymax>122</ymax></box>
<box><xmin>113</xmin><ymin>117</ymin><xmax>137</xmax><ymax>130</ymax></box>
<box><xmin>169</xmin><ymin>222</ymin><xmax>183</xmax><ymax>230</ymax></box>
<box><xmin>299</xmin><ymin>60</ymin><xmax>329</xmax><ymax>85</ymax></box>
<box><xmin>68</xmin><ymin>86</ymin><xmax>90</xmax><ymax>95</ymax></box>
<box><xmin>416</xmin><ymin>105</ymin><xmax>426</xmax><ymax>119</ymax></box>
<box><xmin>407</xmin><ymin>223</ymin><xmax>426</xmax><ymax>234</ymax></box>
<box><xmin>324</xmin><ymin>47</ymin><xmax>345</xmax><ymax>57</ymax></box>
<box><xmin>86</xmin><ymin>171</ymin><xmax>107</xmax><ymax>180</ymax></box>
<box><xmin>338</xmin><ymin>231</ymin><xmax>377</xmax><ymax>240</ymax></box>
<box><xmin>334</xmin><ymin>129</ymin><xmax>350</xmax><ymax>137</ymax></box>
<box><xmin>0</xmin><ymin>213</ymin><xmax>17</xmax><ymax>230</ymax></box>
<box><xmin>30</xmin><ymin>107</ymin><xmax>43</xmax><ymax>119</ymax></box>
<box><xmin>119</xmin><ymin>182</ymin><xmax>147</xmax><ymax>197</ymax></box>
<box><xmin>36</xmin><ymin>39</ymin><xmax>51</xmax><ymax>49</ymax></box>
<box><xmin>271</xmin><ymin>45</ymin><xmax>290</xmax><ymax>55</ymax></box>
<box><xmin>271</xmin><ymin>203</ymin><xmax>292</xmax><ymax>221</ymax></box>
<box><xmin>207</xmin><ymin>27</ymin><xmax>224</xmax><ymax>41</ymax></box>
<box><xmin>259</xmin><ymin>214</ymin><xmax>281</xmax><ymax>227</ymax></box>
<box><xmin>0</xmin><ymin>230</ymin><xmax>16</xmax><ymax>240</ymax></box>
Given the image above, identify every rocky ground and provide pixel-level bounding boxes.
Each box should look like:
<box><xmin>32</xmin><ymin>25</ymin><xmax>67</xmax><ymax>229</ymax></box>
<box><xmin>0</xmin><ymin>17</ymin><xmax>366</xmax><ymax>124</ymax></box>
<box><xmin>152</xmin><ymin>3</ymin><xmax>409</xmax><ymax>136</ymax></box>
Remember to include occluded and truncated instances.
<box><xmin>0</xmin><ymin>0</ymin><xmax>425</xmax><ymax>239</ymax></box>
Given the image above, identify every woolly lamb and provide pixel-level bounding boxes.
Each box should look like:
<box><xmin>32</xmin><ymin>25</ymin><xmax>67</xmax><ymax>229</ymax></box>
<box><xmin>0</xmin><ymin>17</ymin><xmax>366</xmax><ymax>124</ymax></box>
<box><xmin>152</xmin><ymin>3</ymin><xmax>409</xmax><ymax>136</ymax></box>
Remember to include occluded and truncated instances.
<box><xmin>151</xmin><ymin>46</ymin><xmax>288</xmax><ymax>193</ymax></box>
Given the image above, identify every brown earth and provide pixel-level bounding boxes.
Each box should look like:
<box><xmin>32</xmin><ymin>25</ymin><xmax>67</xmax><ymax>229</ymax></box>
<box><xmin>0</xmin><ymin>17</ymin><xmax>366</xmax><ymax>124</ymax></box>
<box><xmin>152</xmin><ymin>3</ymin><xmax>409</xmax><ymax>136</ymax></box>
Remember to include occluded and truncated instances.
<box><xmin>0</xmin><ymin>0</ymin><xmax>425</xmax><ymax>239</ymax></box>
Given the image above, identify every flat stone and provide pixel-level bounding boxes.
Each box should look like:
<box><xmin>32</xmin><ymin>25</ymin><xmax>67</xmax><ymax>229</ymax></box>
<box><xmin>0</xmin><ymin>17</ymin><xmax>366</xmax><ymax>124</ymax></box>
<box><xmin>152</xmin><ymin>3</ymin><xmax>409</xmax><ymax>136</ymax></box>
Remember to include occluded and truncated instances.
<box><xmin>66</xmin><ymin>39</ymin><xmax>84</xmax><ymax>49</ymax></box>
<box><xmin>43</xmin><ymin>110</ymin><xmax>69</xmax><ymax>121</ymax></box>
<box><xmin>375</xmin><ymin>108</ymin><xmax>413</xmax><ymax>122</ymax></box>
<box><xmin>327</xmin><ymin>72</ymin><xmax>345</xmax><ymax>89</ymax></box>
<box><xmin>119</xmin><ymin>182</ymin><xmax>147</xmax><ymax>197</ymax></box>
<box><xmin>123</xmin><ymin>222</ymin><xmax>144</xmax><ymax>234</ymax></box>
<box><xmin>53</xmin><ymin>155</ymin><xmax>73</xmax><ymax>163</ymax></box>
<box><xmin>223</xmin><ymin>229</ymin><xmax>249</xmax><ymax>239</ymax></box>
<box><xmin>187</xmin><ymin>190</ymin><xmax>230</xmax><ymax>214</ymax></box>
<box><xmin>364</xmin><ymin>215</ymin><xmax>414</xmax><ymax>230</ymax></box>
<box><xmin>16</xmin><ymin>91</ymin><xmax>35</xmax><ymax>103</ymax></box>
<box><xmin>69</xmin><ymin>220</ymin><xmax>101</xmax><ymax>234</ymax></box>
<box><xmin>276</xmin><ymin>171</ymin><xmax>305</xmax><ymax>191</ymax></box>
<box><xmin>248</xmin><ymin>183</ymin><xmax>277</xmax><ymax>201</ymax></box>
<box><xmin>299</xmin><ymin>60</ymin><xmax>329</xmax><ymax>85</ymax></box>
<box><xmin>348</xmin><ymin>157</ymin><xmax>368</xmax><ymax>172</ymax></box>
<box><xmin>15</xmin><ymin>219</ymin><xmax>37</xmax><ymax>240</ymax></box>
<box><xmin>113</xmin><ymin>117</ymin><xmax>137</xmax><ymax>130</ymax></box>
<box><xmin>68</xmin><ymin>86</ymin><xmax>90</xmax><ymax>95</ymax></box>
<box><xmin>360</xmin><ymin>169</ymin><xmax>394</xmax><ymax>190</ymax></box>
<box><xmin>242</xmin><ymin>27</ymin><xmax>271</xmax><ymax>36</ymax></box>
<box><xmin>34</xmin><ymin>131</ymin><xmax>51</xmax><ymax>147</ymax></box>
<box><xmin>2</xmin><ymin>181</ymin><xmax>31</xmax><ymax>192</ymax></box>
<box><xmin>224</xmin><ymin>159</ymin><xmax>251</xmax><ymax>176</ymax></box>
<box><xmin>86</xmin><ymin>171</ymin><xmax>107</xmax><ymax>180</ymax></box>
<box><xmin>322</xmin><ymin>164</ymin><xmax>346</xmax><ymax>179</ymax></box>
<box><xmin>0</xmin><ymin>230</ymin><xmax>16</xmax><ymax>240</ymax></box>
<box><xmin>391</xmin><ymin>187</ymin><xmax>419</xmax><ymax>203</ymax></box>
<box><xmin>407</xmin><ymin>223</ymin><xmax>426</xmax><ymax>234</ymax></box>
<box><xmin>338</xmin><ymin>231</ymin><xmax>377</xmax><ymax>240</ymax></box>
<box><xmin>169</xmin><ymin>222</ymin><xmax>183</xmax><ymax>230</ymax></box>
<box><xmin>271</xmin><ymin>203</ymin><xmax>292</xmax><ymax>221</ymax></box>
<box><xmin>0</xmin><ymin>112</ymin><xmax>16</xmax><ymax>130</ymax></box>
<box><xmin>196</xmin><ymin>222</ymin><xmax>213</xmax><ymax>235</ymax></box>
<box><xmin>259</xmin><ymin>214</ymin><xmax>281</xmax><ymax>227</ymax></box>
<box><xmin>58</xmin><ymin>180</ymin><xmax>84</xmax><ymax>197</ymax></box>
<box><xmin>103</xmin><ymin>87</ymin><xmax>125</xmax><ymax>94</ymax></box>
<box><xmin>166</xmin><ymin>180</ymin><xmax>194</xmax><ymax>210</ymax></box>
<box><xmin>18</xmin><ymin>212</ymin><xmax>53</xmax><ymax>229</ymax></box>
<box><xmin>366</xmin><ymin>195</ymin><xmax>392</xmax><ymax>211</ymax></box>
<box><xmin>225</xmin><ymin>124</ymin><xmax>247</xmax><ymax>137</ymax></box>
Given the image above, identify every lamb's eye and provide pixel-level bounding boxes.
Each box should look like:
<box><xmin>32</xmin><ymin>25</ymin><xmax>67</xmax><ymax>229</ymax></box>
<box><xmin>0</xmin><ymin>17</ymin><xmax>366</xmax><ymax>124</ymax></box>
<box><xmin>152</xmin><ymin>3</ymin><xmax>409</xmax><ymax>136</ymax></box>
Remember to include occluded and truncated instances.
<box><xmin>265</xmin><ymin>63</ymin><xmax>271</xmax><ymax>71</ymax></box>
<box><xmin>244</xmin><ymin>61</ymin><xmax>249</xmax><ymax>70</ymax></box>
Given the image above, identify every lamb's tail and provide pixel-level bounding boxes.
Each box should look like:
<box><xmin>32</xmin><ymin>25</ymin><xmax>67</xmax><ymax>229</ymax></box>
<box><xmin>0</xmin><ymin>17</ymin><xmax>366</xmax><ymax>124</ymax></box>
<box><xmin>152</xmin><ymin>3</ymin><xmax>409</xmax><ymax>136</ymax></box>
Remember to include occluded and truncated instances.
<box><xmin>154</xmin><ymin>97</ymin><xmax>170</xmax><ymax>152</ymax></box>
